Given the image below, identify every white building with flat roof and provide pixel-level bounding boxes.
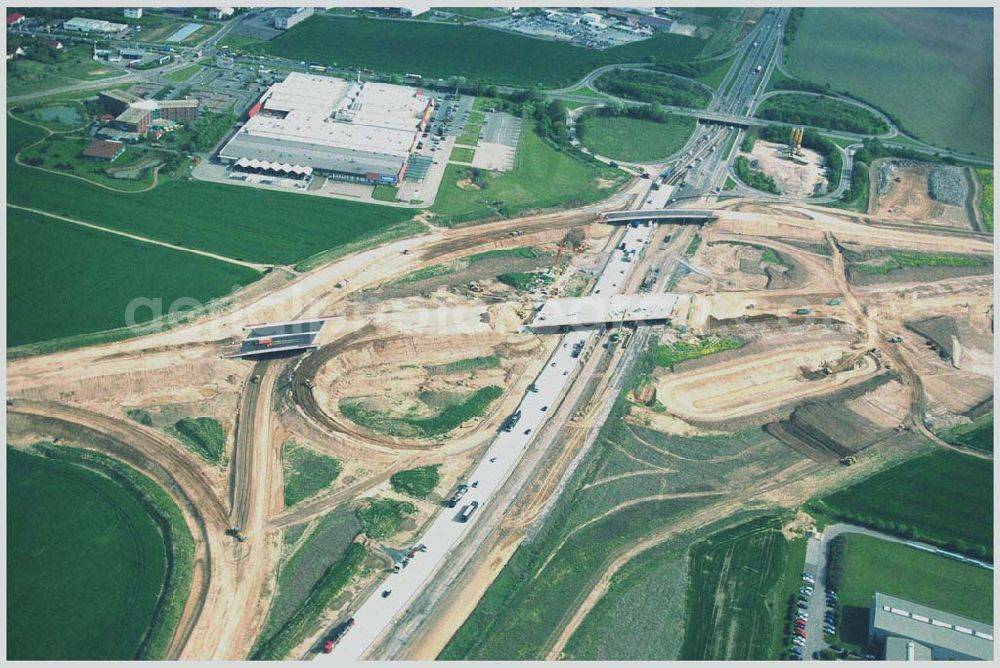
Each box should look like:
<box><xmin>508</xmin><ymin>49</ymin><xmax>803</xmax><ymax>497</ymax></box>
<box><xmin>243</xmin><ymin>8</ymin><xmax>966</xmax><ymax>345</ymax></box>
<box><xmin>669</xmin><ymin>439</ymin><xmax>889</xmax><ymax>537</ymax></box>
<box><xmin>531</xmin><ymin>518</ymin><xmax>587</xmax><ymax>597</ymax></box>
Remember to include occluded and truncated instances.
<box><xmin>123</xmin><ymin>8</ymin><xmax>142</xmax><ymax>19</ymax></box>
<box><xmin>63</xmin><ymin>17</ymin><xmax>128</xmax><ymax>33</ymax></box>
<box><xmin>218</xmin><ymin>72</ymin><xmax>434</xmax><ymax>185</ymax></box>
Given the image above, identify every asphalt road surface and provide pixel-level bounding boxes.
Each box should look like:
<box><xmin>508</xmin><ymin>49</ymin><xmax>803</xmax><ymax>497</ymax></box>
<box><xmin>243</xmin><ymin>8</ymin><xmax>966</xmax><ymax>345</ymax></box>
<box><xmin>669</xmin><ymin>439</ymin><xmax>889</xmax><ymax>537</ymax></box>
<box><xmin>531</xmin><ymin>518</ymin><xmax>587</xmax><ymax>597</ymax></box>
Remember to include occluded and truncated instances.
<box><xmin>316</xmin><ymin>222</ymin><xmax>657</xmax><ymax>661</ymax></box>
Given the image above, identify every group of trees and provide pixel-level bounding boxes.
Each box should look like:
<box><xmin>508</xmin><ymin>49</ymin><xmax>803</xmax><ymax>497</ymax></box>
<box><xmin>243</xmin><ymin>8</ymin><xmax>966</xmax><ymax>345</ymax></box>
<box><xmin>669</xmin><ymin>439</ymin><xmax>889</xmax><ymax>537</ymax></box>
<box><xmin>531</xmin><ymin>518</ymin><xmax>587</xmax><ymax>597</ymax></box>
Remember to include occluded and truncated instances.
<box><xmin>734</xmin><ymin>155</ymin><xmax>780</xmax><ymax>194</ymax></box>
<box><xmin>783</xmin><ymin>8</ymin><xmax>806</xmax><ymax>46</ymax></box>
<box><xmin>825</xmin><ymin>508</ymin><xmax>991</xmax><ymax>559</ymax></box>
<box><xmin>756</xmin><ymin>94</ymin><xmax>889</xmax><ymax>135</ymax></box>
<box><xmin>826</xmin><ymin>535</ymin><xmax>847</xmax><ymax>591</ymax></box>
<box><xmin>593</xmin><ymin>69</ymin><xmax>711</xmax><ymax>110</ymax></box>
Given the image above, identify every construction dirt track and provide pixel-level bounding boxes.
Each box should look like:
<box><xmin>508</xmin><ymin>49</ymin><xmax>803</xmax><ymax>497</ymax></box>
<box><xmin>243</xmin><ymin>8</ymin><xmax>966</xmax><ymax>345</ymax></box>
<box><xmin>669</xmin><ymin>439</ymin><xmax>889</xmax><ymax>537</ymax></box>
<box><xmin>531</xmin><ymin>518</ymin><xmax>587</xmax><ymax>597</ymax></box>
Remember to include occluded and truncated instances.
<box><xmin>6</xmin><ymin>187</ymin><xmax>994</xmax><ymax>660</ymax></box>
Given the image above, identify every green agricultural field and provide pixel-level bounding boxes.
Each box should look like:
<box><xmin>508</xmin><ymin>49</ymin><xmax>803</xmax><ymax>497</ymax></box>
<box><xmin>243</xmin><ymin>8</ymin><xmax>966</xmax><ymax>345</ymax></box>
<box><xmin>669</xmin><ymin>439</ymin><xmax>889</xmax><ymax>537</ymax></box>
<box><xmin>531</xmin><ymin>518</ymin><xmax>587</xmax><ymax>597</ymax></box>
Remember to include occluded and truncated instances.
<box><xmin>578</xmin><ymin>114</ymin><xmax>696</xmax><ymax>162</ymax></box>
<box><xmin>256</xmin><ymin>507</ymin><xmax>360</xmax><ymax>654</ymax></box>
<box><xmin>265</xmin><ymin>15</ymin><xmax>710</xmax><ymax>88</ymax></box>
<box><xmin>171</xmin><ymin>417</ymin><xmax>226</xmax><ymax>465</ymax></box>
<box><xmin>680</xmin><ymin>516</ymin><xmax>791</xmax><ymax>660</ymax></box>
<box><xmin>977</xmin><ymin>168</ymin><xmax>994</xmax><ymax>232</ymax></box>
<box><xmin>786</xmin><ymin>8</ymin><xmax>993</xmax><ymax>155</ymax></box>
<box><xmin>936</xmin><ymin>411</ymin><xmax>993</xmax><ymax>453</ymax></box>
<box><xmin>7</xmin><ymin>207</ymin><xmax>260</xmax><ymax>348</ymax></box>
<box><xmin>356</xmin><ymin>497</ymin><xmax>416</xmax><ymax>539</ymax></box>
<box><xmin>282</xmin><ymin>440</ymin><xmax>343</xmax><ymax>507</ymax></box>
<box><xmin>8</xmin><ymin>448</ymin><xmax>169</xmax><ymax>660</ymax></box>
<box><xmin>340</xmin><ymin>385</ymin><xmax>503</xmax><ymax>438</ymax></box>
<box><xmin>390</xmin><ymin>465</ymin><xmax>441</xmax><ymax>499</ymax></box>
<box><xmin>811</xmin><ymin>450</ymin><xmax>992</xmax><ymax>558</ymax></box>
<box><xmin>432</xmin><ymin>126</ymin><xmax>626</xmax><ymax>226</ymax></box>
<box><xmin>8</xmin><ymin>118</ymin><xmax>418</xmax><ymax>266</ymax></box>
<box><xmin>830</xmin><ymin>534</ymin><xmax>993</xmax><ymax>653</ymax></box>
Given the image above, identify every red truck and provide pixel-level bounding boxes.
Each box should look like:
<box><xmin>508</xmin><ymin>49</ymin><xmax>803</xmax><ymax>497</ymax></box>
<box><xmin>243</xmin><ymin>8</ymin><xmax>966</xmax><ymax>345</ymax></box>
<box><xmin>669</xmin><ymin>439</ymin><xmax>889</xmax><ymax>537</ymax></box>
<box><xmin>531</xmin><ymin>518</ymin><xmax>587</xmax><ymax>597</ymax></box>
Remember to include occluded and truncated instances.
<box><xmin>322</xmin><ymin>618</ymin><xmax>355</xmax><ymax>653</ymax></box>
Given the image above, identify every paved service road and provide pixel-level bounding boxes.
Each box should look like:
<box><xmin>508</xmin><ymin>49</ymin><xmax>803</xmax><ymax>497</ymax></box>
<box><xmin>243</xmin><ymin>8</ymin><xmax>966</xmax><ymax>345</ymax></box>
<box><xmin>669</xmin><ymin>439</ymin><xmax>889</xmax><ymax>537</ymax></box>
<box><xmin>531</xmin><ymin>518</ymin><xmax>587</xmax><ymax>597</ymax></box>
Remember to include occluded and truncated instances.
<box><xmin>317</xmin><ymin>222</ymin><xmax>656</xmax><ymax>662</ymax></box>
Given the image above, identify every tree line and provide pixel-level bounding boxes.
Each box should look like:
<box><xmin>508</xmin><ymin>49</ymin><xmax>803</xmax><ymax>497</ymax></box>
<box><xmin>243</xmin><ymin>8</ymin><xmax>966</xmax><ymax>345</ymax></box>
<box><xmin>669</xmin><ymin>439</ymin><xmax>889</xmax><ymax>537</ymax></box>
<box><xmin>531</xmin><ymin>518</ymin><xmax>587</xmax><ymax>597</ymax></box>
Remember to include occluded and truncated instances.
<box><xmin>756</xmin><ymin>94</ymin><xmax>888</xmax><ymax>135</ymax></box>
<box><xmin>593</xmin><ymin>69</ymin><xmax>711</xmax><ymax>110</ymax></box>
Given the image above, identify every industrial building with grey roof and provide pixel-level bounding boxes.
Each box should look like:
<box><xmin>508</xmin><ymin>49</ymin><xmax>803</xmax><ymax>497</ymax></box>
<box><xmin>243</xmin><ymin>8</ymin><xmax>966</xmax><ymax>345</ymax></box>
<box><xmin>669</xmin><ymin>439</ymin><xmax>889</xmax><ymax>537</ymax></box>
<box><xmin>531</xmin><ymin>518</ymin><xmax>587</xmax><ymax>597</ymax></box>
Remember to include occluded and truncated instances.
<box><xmin>870</xmin><ymin>592</ymin><xmax>993</xmax><ymax>661</ymax></box>
<box><xmin>217</xmin><ymin>72</ymin><xmax>434</xmax><ymax>185</ymax></box>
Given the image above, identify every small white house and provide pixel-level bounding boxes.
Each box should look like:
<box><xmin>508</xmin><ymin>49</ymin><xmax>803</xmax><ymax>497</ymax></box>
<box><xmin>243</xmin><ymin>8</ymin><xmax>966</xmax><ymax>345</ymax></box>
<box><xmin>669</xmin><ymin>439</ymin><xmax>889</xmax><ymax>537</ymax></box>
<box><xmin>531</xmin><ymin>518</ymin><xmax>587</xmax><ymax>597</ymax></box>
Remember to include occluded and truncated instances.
<box><xmin>123</xmin><ymin>8</ymin><xmax>142</xmax><ymax>19</ymax></box>
<box><xmin>209</xmin><ymin>7</ymin><xmax>235</xmax><ymax>20</ymax></box>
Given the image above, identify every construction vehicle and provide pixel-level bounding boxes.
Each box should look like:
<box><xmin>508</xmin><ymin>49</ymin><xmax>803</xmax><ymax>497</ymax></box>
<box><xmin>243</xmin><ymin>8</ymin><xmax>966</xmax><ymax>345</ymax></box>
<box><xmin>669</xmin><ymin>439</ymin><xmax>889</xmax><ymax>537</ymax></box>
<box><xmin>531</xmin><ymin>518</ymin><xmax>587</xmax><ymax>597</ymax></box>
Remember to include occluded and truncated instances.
<box><xmin>447</xmin><ymin>484</ymin><xmax>469</xmax><ymax>508</ymax></box>
<box><xmin>788</xmin><ymin>127</ymin><xmax>804</xmax><ymax>158</ymax></box>
<box><xmin>259</xmin><ymin>336</ymin><xmax>274</xmax><ymax>348</ymax></box>
<box><xmin>838</xmin><ymin>456</ymin><xmax>857</xmax><ymax>466</ymax></box>
<box><xmin>754</xmin><ymin>64</ymin><xmax>762</xmax><ymax>73</ymax></box>
<box><xmin>323</xmin><ymin>618</ymin><xmax>355</xmax><ymax>652</ymax></box>
<box><xmin>250</xmin><ymin>374</ymin><xmax>261</xmax><ymax>384</ymax></box>
<box><xmin>302</xmin><ymin>379</ymin><xmax>314</xmax><ymax>389</ymax></box>
<box><xmin>527</xmin><ymin>382</ymin><xmax>538</xmax><ymax>393</ymax></box>
<box><xmin>459</xmin><ymin>501</ymin><xmax>480</xmax><ymax>522</ymax></box>
<box><xmin>335</xmin><ymin>279</ymin><xmax>348</xmax><ymax>289</ymax></box>
<box><xmin>827</xmin><ymin>298</ymin><xmax>841</xmax><ymax>306</ymax></box>
<box><xmin>226</xmin><ymin>527</ymin><xmax>247</xmax><ymax>542</ymax></box>
<box><xmin>795</xmin><ymin>308</ymin><xmax>812</xmax><ymax>315</ymax></box>
<box><xmin>501</xmin><ymin>409</ymin><xmax>522</xmax><ymax>432</ymax></box>
<box><xmin>888</xmin><ymin>335</ymin><xmax>903</xmax><ymax>344</ymax></box>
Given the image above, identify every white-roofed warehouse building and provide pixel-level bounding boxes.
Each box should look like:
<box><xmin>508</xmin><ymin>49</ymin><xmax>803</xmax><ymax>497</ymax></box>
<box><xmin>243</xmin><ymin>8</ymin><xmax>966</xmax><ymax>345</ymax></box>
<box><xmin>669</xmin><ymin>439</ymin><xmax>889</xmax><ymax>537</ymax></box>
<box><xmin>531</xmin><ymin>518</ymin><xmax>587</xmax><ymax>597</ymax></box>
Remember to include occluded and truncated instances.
<box><xmin>870</xmin><ymin>592</ymin><xmax>993</xmax><ymax>661</ymax></box>
<box><xmin>218</xmin><ymin>72</ymin><xmax>434</xmax><ymax>185</ymax></box>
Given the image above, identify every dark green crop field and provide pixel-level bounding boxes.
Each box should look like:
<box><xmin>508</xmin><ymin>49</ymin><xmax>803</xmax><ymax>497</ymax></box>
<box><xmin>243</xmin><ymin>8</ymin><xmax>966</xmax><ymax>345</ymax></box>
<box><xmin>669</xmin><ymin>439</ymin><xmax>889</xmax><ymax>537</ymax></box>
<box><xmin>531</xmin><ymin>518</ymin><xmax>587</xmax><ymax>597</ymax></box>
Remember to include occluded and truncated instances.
<box><xmin>265</xmin><ymin>15</ymin><xmax>708</xmax><ymax>87</ymax></box>
<box><xmin>680</xmin><ymin>516</ymin><xmax>790</xmax><ymax>660</ymax></box>
<box><xmin>7</xmin><ymin>448</ymin><xmax>169</xmax><ymax>660</ymax></box>
<box><xmin>811</xmin><ymin>450</ymin><xmax>993</xmax><ymax>558</ymax></box>
<box><xmin>7</xmin><ymin>207</ymin><xmax>260</xmax><ymax>347</ymax></box>
<box><xmin>786</xmin><ymin>8</ymin><xmax>992</xmax><ymax>155</ymax></box>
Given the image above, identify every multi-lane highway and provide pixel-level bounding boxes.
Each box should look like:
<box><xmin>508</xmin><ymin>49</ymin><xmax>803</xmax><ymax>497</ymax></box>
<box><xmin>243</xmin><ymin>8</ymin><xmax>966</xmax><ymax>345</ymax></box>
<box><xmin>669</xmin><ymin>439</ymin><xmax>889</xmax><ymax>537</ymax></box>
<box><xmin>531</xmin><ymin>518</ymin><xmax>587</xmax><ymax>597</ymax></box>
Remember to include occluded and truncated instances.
<box><xmin>318</xmin><ymin>213</ymin><xmax>657</xmax><ymax>661</ymax></box>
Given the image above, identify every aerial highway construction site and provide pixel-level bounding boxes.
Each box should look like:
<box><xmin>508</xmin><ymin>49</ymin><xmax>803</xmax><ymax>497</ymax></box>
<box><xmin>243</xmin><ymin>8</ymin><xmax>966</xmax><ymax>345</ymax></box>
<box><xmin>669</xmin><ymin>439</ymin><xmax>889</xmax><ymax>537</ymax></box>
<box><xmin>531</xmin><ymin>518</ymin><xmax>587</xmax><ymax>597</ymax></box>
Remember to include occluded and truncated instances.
<box><xmin>5</xmin><ymin>4</ymin><xmax>994</xmax><ymax>665</ymax></box>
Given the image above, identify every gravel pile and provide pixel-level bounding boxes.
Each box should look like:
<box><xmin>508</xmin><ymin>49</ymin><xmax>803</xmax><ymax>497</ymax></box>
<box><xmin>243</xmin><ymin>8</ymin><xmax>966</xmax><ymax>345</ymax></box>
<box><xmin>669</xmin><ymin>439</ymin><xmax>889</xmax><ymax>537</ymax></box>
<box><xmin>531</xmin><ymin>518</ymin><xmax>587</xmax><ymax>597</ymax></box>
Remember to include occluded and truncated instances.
<box><xmin>927</xmin><ymin>165</ymin><xmax>967</xmax><ymax>206</ymax></box>
<box><xmin>876</xmin><ymin>161</ymin><xmax>898</xmax><ymax>195</ymax></box>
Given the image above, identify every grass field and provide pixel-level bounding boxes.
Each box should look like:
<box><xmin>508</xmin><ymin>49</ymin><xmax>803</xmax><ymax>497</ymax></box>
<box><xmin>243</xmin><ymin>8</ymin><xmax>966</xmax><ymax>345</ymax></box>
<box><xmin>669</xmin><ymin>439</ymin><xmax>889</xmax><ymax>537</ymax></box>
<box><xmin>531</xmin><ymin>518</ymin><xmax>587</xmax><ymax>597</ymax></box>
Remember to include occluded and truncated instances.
<box><xmin>811</xmin><ymin>450</ymin><xmax>992</xmax><ymax>558</ymax></box>
<box><xmin>457</xmin><ymin>110</ymin><xmax>485</xmax><ymax>146</ymax></box>
<box><xmin>578</xmin><ymin>114</ymin><xmax>696</xmax><ymax>162</ymax></box>
<box><xmin>449</xmin><ymin>146</ymin><xmax>476</xmax><ymax>163</ymax></box>
<box><xmin>8</xmin><ymin>448</ymin><xmax>169</xmax><ymax>660</ymax></box>
<box><xmin>256</xmin><ymin>507</ymin><xmax>360</xmax><ymax>653</ymax></box>
<box><xmin>282</xmin><ymin>440</ymin><xmax>343</xmax><ymax>507</ymax></box>
<box><xmin>440</xmin><ymin>348</ymin><xmax>795</xmax><ymax>659</ymax></box>
<box><xmin>20</xmin><ymin>135</ymin><xmax>163</xmax><ymax>191</ymax></box>
<box><xmin>371</xmin><ymin>184</ymin><xmax>399</xmax><ymax>202</ymax></box>
<box><xmin>426</xmin><ymin>355</ymin><xmax>501</xmax><ymax>375</ymax></box>
<box><xmin>356</xmin><ymin>497</ymin><xmax>416</xmax><ymax>539</ymax></box>
<box><xmin>8</xmin><ymin>117</ymin><xmax>418</xmax><ymax>266</ymax></box>
<box><xmin>265</xmin><ymin>15</ymin><xmax>710</xmax><ymax>88</ymax></box>
<box><xmin>8</xmin><ymin>45</ymin><xmax>123</xmax><ymax>97</ymax></box>
<box><xmin>390</xmin><ymin>465</ymin><xmax>441</xmax><ymax>499</ymax></box>
<box><xmin>340</xmin><ymin>386</ymin><xmax>502</xmax><ymax>438</ymax></box>
<box><xmin>653</xmin><ymin>336</ymin><xmax>743</xmax><ymax>369</ymax></box>
<box><xmin>171</xmin><ymin>417</ymin><xmax>226</xmax><ymax>465</ymax></box>
<box><xmin>7</xmin><ymin>207</ymin><xmax>260</xmax><ymax>347</ymax></box>
<box><xmin>830</xmin><ymin>534</ymin><xmax>993</xmax><ymax>653</ymax></box>
<box><xmin>936</xmin><ymin>411</ymin><xmax>993</xmax><ymax>453</ymax></box>
<box><xmin>680</xmin><ymin>515</ymin><xmax>790</xmax><ymax>660</ymax></box>
<box><xmin>431</xmin><ymin>126</ymin><xmax>625</xmax><ymax>226</ymax></box>
<box><xmin>162</xmin><ymin>64</ymin><xmax>203</xmax><ymax>82</ymax></box>
<box><xmin>976</xmin><ymin>168</ymin><xmax>993</xmax><ymax>231</ymax></box>
<box><xmin>785</xmin><ymin>8</ymin><xmax>992</xmax><ymax>155</ymax></box>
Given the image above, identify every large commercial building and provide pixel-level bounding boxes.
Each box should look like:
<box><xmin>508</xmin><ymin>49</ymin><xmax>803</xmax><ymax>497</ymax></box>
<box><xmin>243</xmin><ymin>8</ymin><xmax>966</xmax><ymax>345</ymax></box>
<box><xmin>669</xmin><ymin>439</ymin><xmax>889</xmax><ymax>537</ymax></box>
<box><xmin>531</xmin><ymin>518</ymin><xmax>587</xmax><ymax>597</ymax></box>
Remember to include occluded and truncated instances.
<box><xmin>870</xmin><ymin>593</ymin><xmax>993</xmax><ymax>661</ymax></box>
<box><xmin>98</xmin><ymin>90</ymin><xmax>199</xmax><ymax>134</ymax></box>
<box><xmin>62</xmin><ymin>17</ymin><xmax>128</xmax><ymax>34</ymax></box>
<box><xmin>218</xmin><ymin>72</ymin><xmax>434</xmax><ymax>185</ymax></box>
<box><xmin>274</xmin><ymin>7</ymin><xmax>313</xmax><ymax>30</ymax></box>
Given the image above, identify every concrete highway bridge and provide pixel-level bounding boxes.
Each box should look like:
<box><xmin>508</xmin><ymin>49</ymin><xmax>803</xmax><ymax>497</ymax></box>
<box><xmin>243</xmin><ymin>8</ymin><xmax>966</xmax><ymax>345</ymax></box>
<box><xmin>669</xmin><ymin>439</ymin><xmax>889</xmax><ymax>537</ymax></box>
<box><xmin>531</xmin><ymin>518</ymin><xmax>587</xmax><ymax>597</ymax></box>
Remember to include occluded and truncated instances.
<box><xmin>600</xmin><ymin>209</ymin><xmax>719</xmax><ymax>224</ymax></box>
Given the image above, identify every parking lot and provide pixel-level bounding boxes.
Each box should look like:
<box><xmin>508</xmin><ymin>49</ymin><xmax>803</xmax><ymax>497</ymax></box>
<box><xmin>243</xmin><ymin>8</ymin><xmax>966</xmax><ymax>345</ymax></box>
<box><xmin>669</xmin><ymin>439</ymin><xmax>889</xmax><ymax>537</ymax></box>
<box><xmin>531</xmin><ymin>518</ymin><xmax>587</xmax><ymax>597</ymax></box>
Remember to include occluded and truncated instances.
<box><xmin>472</xmin><ymin>111</ymin><xmax>521</xmax><ymax>172</ymax></box>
